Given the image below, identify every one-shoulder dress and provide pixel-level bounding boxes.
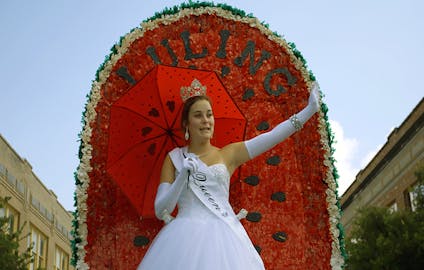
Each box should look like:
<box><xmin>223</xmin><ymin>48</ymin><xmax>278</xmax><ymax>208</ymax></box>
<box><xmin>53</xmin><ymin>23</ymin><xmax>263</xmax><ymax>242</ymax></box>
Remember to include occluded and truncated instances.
<box><xmin>137</xmin><ymin>147</ymin><xmax>265</xmax><ymax>270</ymax></box>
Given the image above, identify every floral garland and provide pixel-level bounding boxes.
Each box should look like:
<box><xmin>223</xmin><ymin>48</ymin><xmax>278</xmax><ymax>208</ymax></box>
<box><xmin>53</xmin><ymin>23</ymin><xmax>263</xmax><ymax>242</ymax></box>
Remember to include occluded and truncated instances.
<box><xmin>72</xmin><ymin>2</ymin><xmax>346</xmax><ymax>269</ymax></box>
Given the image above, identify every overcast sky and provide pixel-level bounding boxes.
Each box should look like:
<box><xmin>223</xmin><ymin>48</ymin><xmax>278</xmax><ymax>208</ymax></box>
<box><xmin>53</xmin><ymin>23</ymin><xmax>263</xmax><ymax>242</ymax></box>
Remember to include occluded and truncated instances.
<box><xmin>1</xmin><ymin>0</ymin><xmax>423</xmax><ymax>210</ymax></box>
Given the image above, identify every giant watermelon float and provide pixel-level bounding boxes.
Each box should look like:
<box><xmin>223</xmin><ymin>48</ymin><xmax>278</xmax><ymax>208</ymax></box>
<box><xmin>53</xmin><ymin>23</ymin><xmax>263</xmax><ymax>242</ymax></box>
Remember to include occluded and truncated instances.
<box><xmin>72</xmin><ymin>2</ymin><xmax>345</xmax><ymax>269</ymax></box>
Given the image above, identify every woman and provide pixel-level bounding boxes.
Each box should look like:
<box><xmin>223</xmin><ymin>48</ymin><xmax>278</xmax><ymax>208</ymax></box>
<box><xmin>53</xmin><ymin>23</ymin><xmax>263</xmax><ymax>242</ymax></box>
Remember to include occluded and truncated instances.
<box><xmin>137</xmin><ymin>79</ymin><xmax>320</xmax><ymax>269</ymax></box>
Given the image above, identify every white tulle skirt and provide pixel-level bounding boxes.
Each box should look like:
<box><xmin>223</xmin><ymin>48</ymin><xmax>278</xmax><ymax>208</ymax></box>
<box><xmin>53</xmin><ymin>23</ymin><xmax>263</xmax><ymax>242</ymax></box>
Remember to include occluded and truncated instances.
<box><xmin>137</xmin><ymin>215</ymin><xmax>264</xmax><ymax>270</ymax></box>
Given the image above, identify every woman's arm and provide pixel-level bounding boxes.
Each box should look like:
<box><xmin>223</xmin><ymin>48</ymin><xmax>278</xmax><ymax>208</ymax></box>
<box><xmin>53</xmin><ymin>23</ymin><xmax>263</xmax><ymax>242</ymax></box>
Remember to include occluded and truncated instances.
<box><xmin>159</xmin><ymin>155</ymin><xmax>176</xmax><ymax>184</ymax></box>
<box><xmin>154</xmin><ymin>154</ymin><xmax>198</xmax><ymax>221</ymax></box>
<box><xmin>223</xmin><ymin>84</ymin><xmax>320</xmax><ymax>171</ymax></box>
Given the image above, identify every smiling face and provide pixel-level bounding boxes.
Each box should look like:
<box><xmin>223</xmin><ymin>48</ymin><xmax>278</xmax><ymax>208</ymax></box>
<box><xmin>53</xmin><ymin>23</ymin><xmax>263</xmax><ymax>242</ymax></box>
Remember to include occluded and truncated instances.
<box><xmin>184</xmin><ymin>98</ymin><xmax>214</xmax><ymax>142</ymax></box>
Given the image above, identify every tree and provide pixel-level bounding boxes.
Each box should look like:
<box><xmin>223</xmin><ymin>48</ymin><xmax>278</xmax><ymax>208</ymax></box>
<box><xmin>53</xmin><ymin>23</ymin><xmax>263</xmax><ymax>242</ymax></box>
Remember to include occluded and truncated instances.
<box><xmin>345</xmin><ymin>166</ymin><xmax>424</xmax><ymax>270</ymax></box>
<box><xmin>0</xmin><ymin>196</ymin><xmax>33</xmax><ymax>270</ymax></box>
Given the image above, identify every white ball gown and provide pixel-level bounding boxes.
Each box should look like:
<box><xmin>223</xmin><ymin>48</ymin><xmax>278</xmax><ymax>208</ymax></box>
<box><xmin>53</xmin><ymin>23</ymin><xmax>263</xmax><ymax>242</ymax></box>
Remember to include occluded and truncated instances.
<box><xmin>137</xmin><ymin>147</ymin><xmax>265</xmax><ymax>270</ymax></box>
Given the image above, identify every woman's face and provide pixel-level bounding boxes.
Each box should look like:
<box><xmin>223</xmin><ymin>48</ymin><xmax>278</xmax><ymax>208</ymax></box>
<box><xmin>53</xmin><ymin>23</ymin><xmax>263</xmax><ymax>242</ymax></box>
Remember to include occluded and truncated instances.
<box><xmin>187</xmin><ymin>99</ymin><xmax>214</xmax><ymax>141</ymax></box>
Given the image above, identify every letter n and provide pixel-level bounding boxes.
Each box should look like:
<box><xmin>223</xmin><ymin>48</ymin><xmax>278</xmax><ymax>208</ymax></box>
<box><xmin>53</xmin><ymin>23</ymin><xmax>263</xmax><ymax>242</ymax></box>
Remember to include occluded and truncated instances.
<box><xmin>234</xmin><ymin>40</ymin><xmax>271</xmax><ymax>75</ymax></box>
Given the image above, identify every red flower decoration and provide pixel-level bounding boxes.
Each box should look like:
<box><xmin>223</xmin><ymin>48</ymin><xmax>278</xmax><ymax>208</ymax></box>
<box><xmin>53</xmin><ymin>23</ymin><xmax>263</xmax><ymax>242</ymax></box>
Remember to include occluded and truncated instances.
<box><xmin>76</xmin><ymin>6</ymin><xmax>342</xmax><ymax>270</ymax></box>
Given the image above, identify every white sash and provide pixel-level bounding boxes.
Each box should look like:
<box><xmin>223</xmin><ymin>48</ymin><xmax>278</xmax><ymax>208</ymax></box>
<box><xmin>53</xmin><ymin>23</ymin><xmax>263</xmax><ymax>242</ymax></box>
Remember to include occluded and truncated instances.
<box><xmin>169</xmin><ymin>147</ymin><xmax>264</xmax><ymax>268</ymax></box>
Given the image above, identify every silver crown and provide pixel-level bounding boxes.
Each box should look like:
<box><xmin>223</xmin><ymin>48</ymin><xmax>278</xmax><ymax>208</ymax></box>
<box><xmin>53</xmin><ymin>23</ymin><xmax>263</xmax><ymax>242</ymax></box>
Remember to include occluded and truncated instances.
<box><xmin>180</xmin><ymin>79</ymin><xmax>207</xmax><ymax>102</ymax></box>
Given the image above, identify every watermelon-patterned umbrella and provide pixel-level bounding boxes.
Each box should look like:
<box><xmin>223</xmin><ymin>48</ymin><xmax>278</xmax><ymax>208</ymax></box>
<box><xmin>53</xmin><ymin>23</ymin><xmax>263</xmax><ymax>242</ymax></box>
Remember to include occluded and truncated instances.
<box><xmin>106</xmin><ymin>64</ymin><xmax>246</xmax><ymax>218</ymax></box>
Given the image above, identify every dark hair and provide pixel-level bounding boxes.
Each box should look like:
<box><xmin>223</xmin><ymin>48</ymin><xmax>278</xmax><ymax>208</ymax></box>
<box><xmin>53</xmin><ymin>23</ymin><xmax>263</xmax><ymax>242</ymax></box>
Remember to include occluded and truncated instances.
<box><xmin>180</xmin><ymin>95</ymin><xmax>212</xmax><ymax>130</ymax></box>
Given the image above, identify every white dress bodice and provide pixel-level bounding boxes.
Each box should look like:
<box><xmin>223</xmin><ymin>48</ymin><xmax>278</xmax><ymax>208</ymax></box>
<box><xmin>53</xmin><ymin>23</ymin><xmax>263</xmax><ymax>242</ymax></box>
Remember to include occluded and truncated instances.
<box><xmin>176</xmin><ymin>164</ymin><xmax>230</xmax><ymax>220</ymax></box>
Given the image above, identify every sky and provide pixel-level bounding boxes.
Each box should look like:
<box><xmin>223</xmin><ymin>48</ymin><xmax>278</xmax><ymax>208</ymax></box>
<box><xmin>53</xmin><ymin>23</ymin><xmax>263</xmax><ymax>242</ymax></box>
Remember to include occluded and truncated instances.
<box><xmin>1</xmin><ymin>0</ymin><xmax>423</xmax><ymax>211</ymax></box>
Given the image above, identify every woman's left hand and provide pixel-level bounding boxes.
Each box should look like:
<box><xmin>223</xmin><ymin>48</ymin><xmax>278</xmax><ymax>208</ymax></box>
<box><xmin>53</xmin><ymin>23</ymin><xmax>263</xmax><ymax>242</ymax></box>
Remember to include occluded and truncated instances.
<box><xmin>308</xmin><ymin>82</ymin><xmax>320</xmax><ymax>113</ymax></box>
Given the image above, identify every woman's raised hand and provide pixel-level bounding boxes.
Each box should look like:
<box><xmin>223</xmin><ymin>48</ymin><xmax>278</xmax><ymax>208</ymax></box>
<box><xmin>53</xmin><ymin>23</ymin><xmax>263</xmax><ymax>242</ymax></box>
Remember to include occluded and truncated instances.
<box><xmin>308</xmin><ymin>82</ymin><xmax>320</xmax><ymax>113</ymax></box>
<box><xmin>243</xmin><ymin>81</ymin><xmax>322</xmax><ymax>161</ymax></box>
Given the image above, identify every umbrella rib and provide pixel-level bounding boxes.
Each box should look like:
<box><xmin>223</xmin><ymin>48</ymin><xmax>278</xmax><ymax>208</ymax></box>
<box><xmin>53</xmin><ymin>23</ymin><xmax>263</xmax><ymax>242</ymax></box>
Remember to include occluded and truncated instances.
<box><xmin>169</xmin><ymin>105</ymin><xmax>183</xmax><ymax>131</ymax></box>
<box><xmin>113</xmin><ymin>105</ymin><xmax>168</xmax><ymax>131</ymax></box>
<box><xmin>169</xmin><ymin>132</ymin><xmax>184</xmax><ymax>147</ymax></box>
<box><xmin>108</xmin><ymin>133</ymin><xmax>168</xmax><ymax>169</ymax></box>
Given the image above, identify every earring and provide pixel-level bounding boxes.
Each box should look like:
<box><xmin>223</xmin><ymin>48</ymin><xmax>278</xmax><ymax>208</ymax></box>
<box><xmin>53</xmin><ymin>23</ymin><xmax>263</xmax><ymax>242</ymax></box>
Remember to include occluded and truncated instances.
<box><xmin>185</xmin><ymin>128</ymin><xmax>189</xmax><ymax>140</ymax></box>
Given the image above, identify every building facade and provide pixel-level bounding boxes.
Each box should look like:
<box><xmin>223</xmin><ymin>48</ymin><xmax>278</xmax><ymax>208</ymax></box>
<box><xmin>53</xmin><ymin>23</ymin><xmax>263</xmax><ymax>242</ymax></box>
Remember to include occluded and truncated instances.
<box><xmin>340</xmin><ymin>98</ymin><xmax>424</xmax><ymax>236</ymax></box>
<box><xmin>0</xmin><ymin>134</ymin><xmax>74</xmax><ymax>270</ymax></box>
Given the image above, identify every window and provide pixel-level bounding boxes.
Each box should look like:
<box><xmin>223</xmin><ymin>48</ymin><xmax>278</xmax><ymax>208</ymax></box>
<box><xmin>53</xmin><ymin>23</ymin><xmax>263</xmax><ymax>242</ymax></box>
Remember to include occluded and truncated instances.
<box><xmin>40</xmin><ymin>204</ymin><xmax>47</xmax><ymax>216</ymax></box>
<box><xmin>408</xmin><ymin>182</ymin><xmax>424</xmax><ymax>212</ymax></box>
<box><xmin>0</xmin><ymin>204</ymin><xmax>19</xmax><ymax>234</ymax></box>
<box><xmin>16</xmin><ymin>178</ymin><xmax>26</xmax><ymax>195</ymax></box>
<box><xmin>404</xmin><ymin>182</ymin><xmax>423</xmax><ymax>212</ymax></box>
<box><xmin>406</xmin><ymin>188</ymin><xmax>417</xmax><ymax>211</ymax></box>
<box><xmin>55</xmin><ymin>246</ymin><xmax>69</xmax><ymax>270</ymax></box>
<box><xmin>7</xmin><ymin>172</ymin><xmax>17</xmax><ymax>187</ymax></box>
<box><xmin>31</xmin><ymin>195</ymin><xmax>40</xmax><ymax>210</ymax></box>
<box><xmin>0</xmin><ymin>163</ymin><xmax>6</xmax><ymax>178</ymax></box>
<box><xmin>388</xmin><ymin>201</ymin><xmax>398</xmax><ymax>213</ymax></box>
<box><xmin>56</xmin><ymin>222</ymin><xmax>69</xmax><ymax>237</ymax></box>
<box><xmin>46</xmin><ymin>210</ymin><xmax>53</xmax><ymax>222</ymax></box>
<box><xmin>0</xmin><ymin>163</ymin><xmax>25</xmax><ymax>195</ymax></box>
<box><xmin>28</xmin><ymin>226</ymin><xmax>48</xmax><ymax>270</ymax></box>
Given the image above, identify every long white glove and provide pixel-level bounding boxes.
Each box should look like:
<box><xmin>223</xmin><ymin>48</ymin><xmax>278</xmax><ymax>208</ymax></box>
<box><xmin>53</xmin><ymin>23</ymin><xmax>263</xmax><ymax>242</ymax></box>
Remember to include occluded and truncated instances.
<box><xmin>154</xmin><ymin>154</ymin><xmax>199</xmax><ymax>222</ymax></box>
<box><xmin>245</xmin><ymin>83</ymin><xmax>320</xmax><ymax>159</ymax></box>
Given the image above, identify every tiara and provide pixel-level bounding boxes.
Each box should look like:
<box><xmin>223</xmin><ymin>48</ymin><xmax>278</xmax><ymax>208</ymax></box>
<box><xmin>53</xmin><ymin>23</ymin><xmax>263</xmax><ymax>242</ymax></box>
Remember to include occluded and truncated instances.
<box><xmin>180</xmin><ymin>79</ymin><xmax>207</xmax><ymax>102</ymax></box>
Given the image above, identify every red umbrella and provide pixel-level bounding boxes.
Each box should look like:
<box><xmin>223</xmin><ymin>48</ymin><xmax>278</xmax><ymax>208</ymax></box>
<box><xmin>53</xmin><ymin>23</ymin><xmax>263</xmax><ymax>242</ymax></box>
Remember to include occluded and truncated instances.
<box><xmin>106</xmin><ymin>65</ymin><xmax>246</xmax><ymax>218</ymax></box>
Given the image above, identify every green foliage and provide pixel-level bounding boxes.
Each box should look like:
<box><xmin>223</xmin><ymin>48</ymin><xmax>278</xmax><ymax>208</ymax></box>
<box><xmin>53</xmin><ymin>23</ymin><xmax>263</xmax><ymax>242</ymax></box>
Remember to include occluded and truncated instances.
<box><xmin>143</xmin><ymin>1</ymin><xmax>255</xmax><ymax>23</ymax></box>
<box><xmin>0</xmin><ymin>196</ymin><xmax>33</xmax><ymax>270</ymax></box>
<box><xmin>70</xmin><ymin>193</ymin><xmax>80</xmax><ymax>266</ymax></box>
<box><xmin>319</xmin><ymin>85</ymin><xmax>346</xmax><ymax>262</ymax></box>
<box><xmin>346</xmin><ymin>166</ymin><xmax>424</xmax><ymax>269</ymax></box>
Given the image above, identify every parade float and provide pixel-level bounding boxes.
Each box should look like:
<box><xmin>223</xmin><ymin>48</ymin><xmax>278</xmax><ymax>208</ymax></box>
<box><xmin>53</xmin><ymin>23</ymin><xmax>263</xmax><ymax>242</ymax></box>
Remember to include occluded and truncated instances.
<box><xmin>72</xmin><ymin>2</ymin><xmax>345</xmax><ymax>269</ymax></box>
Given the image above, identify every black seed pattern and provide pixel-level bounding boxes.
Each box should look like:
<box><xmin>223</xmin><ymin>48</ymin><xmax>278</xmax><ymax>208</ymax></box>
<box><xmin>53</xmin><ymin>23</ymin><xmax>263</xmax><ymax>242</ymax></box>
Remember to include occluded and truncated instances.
<box><xmin>256</xmin><ymin>121</ymin><xmax>269</xmax><ymax>131</ymax></box>
<box><xmin>272</xmin><ymin>231</ymin><xmax>288</xmax><ymax>242</ymax></box>
<box><xmin>271</xmin><ymin>192</ymin><xmax>286</xmax><ymax>202</ymax></box>
<box><xmin>266</xmin><ymin>155</ymin><xmax>281</xmax><ymax>165</ymax></box>
<box><xmin>244</xmin><ymin>175</ymin><xmax>259</xmax><ymax>186</ymax></box>
<box><xmin>133</xmin><ymin>236</ymin><xmax>150</xmax><ymax>246</ymax></box>
<box><xmin>141</xmin><ymin>127</ymin><xmax>152</xmax><ymax>136</ymax></box>
<box><xmin>166</xmin><ymin>101</ymin><xmax>175</xmax><ymax>112</ymax></box>
<box><xmin>246</xmin><ymin>212</ymin><xmax>262</xmax><ymax>222</ymax></box>
<box><xmin>148</xmin><ymin>108</ymin><xmax>159</xmax><ymax>117</ymax></box>
<box><xmin>242</xmin><ymin>88</ymin><xmax>255</xmax><ymax>101</ymax></box>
